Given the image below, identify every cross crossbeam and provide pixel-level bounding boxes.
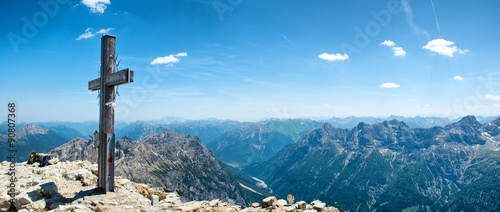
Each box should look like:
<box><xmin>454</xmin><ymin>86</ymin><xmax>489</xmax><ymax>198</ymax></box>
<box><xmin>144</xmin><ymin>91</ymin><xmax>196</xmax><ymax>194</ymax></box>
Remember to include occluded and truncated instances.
<box><xmin>88</xmin><ymin>68</ymin><xmax>134</xmax><ymax>91</ymax></box>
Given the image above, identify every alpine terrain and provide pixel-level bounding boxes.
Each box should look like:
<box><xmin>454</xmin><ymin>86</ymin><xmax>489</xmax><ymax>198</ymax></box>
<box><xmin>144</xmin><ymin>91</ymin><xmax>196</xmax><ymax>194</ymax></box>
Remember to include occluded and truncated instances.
<box><xmin>244</xmin><ymin>116</ymin><xmax>500</xmax><ymax>211</ymax></box>
<box><xmin>50</xmin><ymin>129</ymin><xmax>266</xmax><ymax>205</ymax></box>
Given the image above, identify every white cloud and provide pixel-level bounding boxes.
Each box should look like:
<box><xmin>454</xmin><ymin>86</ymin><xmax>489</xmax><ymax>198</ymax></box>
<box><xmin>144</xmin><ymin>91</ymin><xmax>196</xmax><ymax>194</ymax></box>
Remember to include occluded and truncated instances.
<box><xmin>318</xmin><ymin>53</ymin><xmax>349</xmax><ymax>61</ymax></box>
<box><xmin>380</xmin><ymin>82</ymin><xmax>400</xmax><ymax>88</ymax></box>
<box><xmin>459</xmin><ymin>49</ymin><xmax>469</xmax><ymax>54</ymax></box>
<box><xmin>175</xmin><ymin>52</ymin><xmax>188</xmax><ymax>57</ymax></box>
<box><xmin>81</xmin><ymin>0</ymin><xmax>111</xmax><ymax>14</ymax></box>
<box><xmin>424</xmin><ymin>104</ymin><xmax>431</xmax><ymax>107</ymax></box>
<box><xmin>76</xmin><ymin>28</ymin><xmax>94</xmax><ymax>40</ymax></box>
<box><xmin>76</xmin><ymin>28</ymin><xmax>114</xmax><ymax>40</ymax></box>
<box><xmin>151</xmin><ymin>53</ymin><xmax>188</xmax><ymax>65</ymax></box>
<box><xmin>494</xmin><ymin>104</ymin><xmax>500</xmax><ymax>108</ymax></box>
<box><xmin>422</xmin><ymin>39</ymin><xmax>468</xmax><ymax>57</ymax></box>
<box><xmin>453</xmin><ymin>76</ymin><xmax>464</xmax><ymax>81</ymax></box>
<box><xmin>96</xmin><ymin>28</ymin><xmax>114</xmax><ymax>34</ymax></box>
<box><xmin>380</xmin><ymin>40</ymin><xmax>406</xmax><ymax>56</ymax></box>
<box><xmin>486</xmin><ymin>94</ymin><xmax>500</xmax><ymax>101</ymax></box>
<box><xmin>324</xmin><ymin>104</ymin><xmax>330</xmax><ymax>108</ymax></box>
<box><xmin>380</xmin><ymin>40</ymin><xmax>395</xmax><ymax>47</ymax></box>
<box><xmin>392</xmin><ymin>47</ymin><xmax>406</xmax><ymax>56</ymax></box>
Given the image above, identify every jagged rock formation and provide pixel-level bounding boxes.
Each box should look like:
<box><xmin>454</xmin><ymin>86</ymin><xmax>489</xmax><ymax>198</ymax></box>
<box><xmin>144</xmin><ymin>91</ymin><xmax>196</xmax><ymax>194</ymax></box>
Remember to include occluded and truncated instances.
<box><xmin>244</xmin><ymin>116</ymin><xmax>500</xmax><ymax>211</ymax></box>
<box><xmin>50</xmin><ymin>129</ymin><xmax>262</xmax><ymax>205</ymax></box>
<box><xmin>0</xmin><ymin>160</ymin><xmax>340</xmax><ymax>212</ymax></box>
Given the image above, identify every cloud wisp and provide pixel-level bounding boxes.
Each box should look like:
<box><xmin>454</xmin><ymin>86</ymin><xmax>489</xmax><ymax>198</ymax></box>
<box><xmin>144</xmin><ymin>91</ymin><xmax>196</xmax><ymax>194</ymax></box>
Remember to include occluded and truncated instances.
<box><xmin>379</xmin><ymin>40</ymin><xmax>406</xmax><ymax>56</ymax></box>
<box><xmin>401</xmin><ymin>0</ymin><xmax>430</xmax><ymax>39</ymax></box>
<box><xmin>151</xmin><ymin>52</ymin><xmax>188</xmax><ymax>65</ymax></box>
<box><xmin>380</xmin><ymin>40</ymin><xmax>395</xmax><ymax>47</ymax></box>
<box><xmin>318</xmin><ymin>53</ymin><xmax>349</xmax><ymax>61</ymax></box>
<box><xmin>486</xmin><ymin>94</ymin><xmax>500</xmax><ymax>101</ymax></box>
<box><xmin>453</xmin><ymin>76</ymin><xmax>464</xmax><ymax>81</ymax></box>
<box><xmin>380</xmin><ymin>82</ymin><xmax>400</xmax><ymax>88</ymax></box>
<box><xmin>76</xmin><ymin>28</ymin><xmax>94</xmax><ymax>40</ymax></box>
<box><xmin>76</xmin><ymin>28</ymin><xmax>115</xmax><ymax>40</ymax></box>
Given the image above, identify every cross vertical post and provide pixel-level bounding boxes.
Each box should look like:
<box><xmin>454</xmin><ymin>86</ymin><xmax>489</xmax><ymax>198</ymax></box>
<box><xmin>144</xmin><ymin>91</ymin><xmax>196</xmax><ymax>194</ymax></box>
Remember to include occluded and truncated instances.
<box><xmin>88</xmin><ymin>35</ymin><xmax>134</xmax><ymax>193</ymax></box>
<box><xmin>99</xmin><ymin>35</ymin><xmax>115</xmax><ymax>192</ymax></box>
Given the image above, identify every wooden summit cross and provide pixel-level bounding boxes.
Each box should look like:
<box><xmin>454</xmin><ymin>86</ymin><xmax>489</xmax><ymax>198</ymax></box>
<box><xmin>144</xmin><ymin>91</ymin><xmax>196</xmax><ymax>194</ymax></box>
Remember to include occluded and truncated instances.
<box><xmin>88</xmin><ymin>35</ymin><xmax>134</xmax><ymax>192</ymax></box>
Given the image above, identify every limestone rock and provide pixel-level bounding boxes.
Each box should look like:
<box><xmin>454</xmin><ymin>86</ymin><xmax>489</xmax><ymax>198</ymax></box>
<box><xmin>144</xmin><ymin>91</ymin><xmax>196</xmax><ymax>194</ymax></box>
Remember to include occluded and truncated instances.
<box><xmin>0</xmin><ymin>194</ymin><xmax>11</xmax><ymax>211</ymax></box>
<box><xmin>24</xmin><ymin>199</ymin><xmax>46</xmax><ymax>211</ymax></box>
<box><xmin>262</xmin><ymin>196</ymin><xmax>277</xmax><ymax>208</ymax></box>
<box><xmin>209</xmin><ymin>199</ymin><xmax>220</xmax><ymax>207</ymax></box>
<box><xmin>251</xmin><ymin>202</ymin><xmax>259</xmax><ymax>208</ymax></box>
<box><xmin>13</xmin><ymin>193</ymin><xmax>32</xmax><ymax>209</ymax></box>
<box><xmin>48</xmin><ymin>158</ymin><xmax>59</xmax><ymax>165</ymax></box>
<box><xmin>276</xmin><ymin>199</ymin><xmax>287</xmax><ymax>207</ymax></box>
<box><xmin>63</xmin><ymin>169</ymin><xmax>97</xmax><ymax>186</ymax></box>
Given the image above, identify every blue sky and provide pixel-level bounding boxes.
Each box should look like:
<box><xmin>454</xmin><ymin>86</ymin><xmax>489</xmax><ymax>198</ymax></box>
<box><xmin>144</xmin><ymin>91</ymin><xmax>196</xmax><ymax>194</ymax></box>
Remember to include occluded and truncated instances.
<box><xmin>1</xmin><ymin>0</ymin><xmax>500</xmax><ymax>122</ymax></box>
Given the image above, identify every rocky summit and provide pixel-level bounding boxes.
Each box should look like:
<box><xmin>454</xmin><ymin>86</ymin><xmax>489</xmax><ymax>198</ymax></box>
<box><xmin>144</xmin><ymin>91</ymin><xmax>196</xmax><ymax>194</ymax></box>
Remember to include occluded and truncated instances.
<box><xmin>0</xmin><ymin>160</ymin><xmax>340</xmax><ymax>212</ymax></box>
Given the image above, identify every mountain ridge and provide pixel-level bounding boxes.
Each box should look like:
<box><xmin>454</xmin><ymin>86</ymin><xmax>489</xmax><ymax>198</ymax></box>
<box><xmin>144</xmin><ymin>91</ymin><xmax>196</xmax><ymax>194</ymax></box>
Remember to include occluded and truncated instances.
<box><xmin>244</xmin><ymin>116</ymin><xmax>500</xmax><ymax>211</ymax></box>
<box><xmin>50</xmin><ymin>129</ymin><xmax>265</xmax><ymax>205</ymax></box>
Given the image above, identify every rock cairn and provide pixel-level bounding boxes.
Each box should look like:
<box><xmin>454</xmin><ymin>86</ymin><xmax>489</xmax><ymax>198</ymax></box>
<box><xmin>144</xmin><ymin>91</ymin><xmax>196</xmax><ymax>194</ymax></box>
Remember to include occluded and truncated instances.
<box><xmin>0</xmin><ymin>160</ymin><xmax>340</xmax><ymax>212</ymax></box>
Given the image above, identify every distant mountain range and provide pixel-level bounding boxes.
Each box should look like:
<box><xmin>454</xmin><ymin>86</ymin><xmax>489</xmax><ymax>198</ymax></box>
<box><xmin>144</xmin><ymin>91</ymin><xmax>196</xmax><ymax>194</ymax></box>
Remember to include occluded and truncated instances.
<box><xmin>0</xmin><ymin>124</ymin><xmax>68</xmax><ymax>161</ymax></box>
<box><xmin>207</xmin><ymin>120</ymin><xmax>324</xmax><ymax>167</ymax></box>
<box><xmin>244</xmin><ymin>116</ymin><xmax>500</xmax><ymax>211</ymax></box>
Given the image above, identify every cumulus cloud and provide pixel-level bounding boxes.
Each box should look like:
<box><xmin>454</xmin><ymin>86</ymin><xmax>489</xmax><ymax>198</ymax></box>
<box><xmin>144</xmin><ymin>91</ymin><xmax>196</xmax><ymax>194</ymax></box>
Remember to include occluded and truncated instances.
<box><xmin>459</xmin><ymin>49</ymin><xmax>469</xmax><ymax>54</ymax></box>
<box><xmin>151</xmin><ymin>52</ymin><xmax>188</xmax><ymax>65</ymax></box>
<box><xmin>380</xmin><ymin>82</ymin><xmax>400</xmax><ymax>88</ymax></box>
<box><xmin>486</xmin><ymin>94</ymin><xmax>500</xmax><ymax>101</ymax></box>
<box><xmin>76</xmin><ymin>28</ymin><xmax>94</xmax><ymax>40</ymax></box>
<box><xmin>76</xmin><ymin>28</ymin><xmax>115</xmax><ymax>40</ymax></box>
<box><xmin>81</xmin><ymin>0</ymin><xmax>111</xmax><ymax>14</ymax></box>
<box><xmin>318</xmin><ymin>53</ymin><xmax>349</xmax><ymax>61</ymax></box>
<box><xmin>96</xmin><ymin>28</ymin><xmax>115</xmax><ymax>34</ymax></box>
<box><xmin>423</xmin><ymin>39</ymin><xmax>468</xmax><ymax>57</ymax></box>
<box><xmin>380</xmin><ymin>40</ymin><xmax>396</xmax><ymax>47</ymax></box>
<box><xmin>453</xmin><ymin>76</ymin><xmax>464</xmax><ymax>81</ymax></box>
<box><xmin>392</xmin><ymin>47</ymin><xmax>406</xmax><ymax>56</ymax></box>
<box><xmin>380</xmin><ymin>40</ymin><xmax>406</xmax><ymax>56</ymax></box>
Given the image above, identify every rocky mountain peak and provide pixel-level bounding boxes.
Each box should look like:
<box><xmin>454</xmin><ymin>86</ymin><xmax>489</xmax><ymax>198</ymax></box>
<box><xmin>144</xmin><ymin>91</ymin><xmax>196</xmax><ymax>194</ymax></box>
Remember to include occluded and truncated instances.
<box><xmin>448</xmin><ymin>115</ymin><xmax>481</xmax><ymax>129</ymax></box>
<box><xmin>320</xmin><ymin>122</ymin><xmax>335</xmax><ymax>131</ymax></box>
<box><xmin>355</xmin><ymin>122</ymin><xmax>369</xmax><ymax>129</ymax></box>
<box><xmin>17</xmin><ymin>124</ymin><xmax>49</xmax><ymax>137</ymax></box>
